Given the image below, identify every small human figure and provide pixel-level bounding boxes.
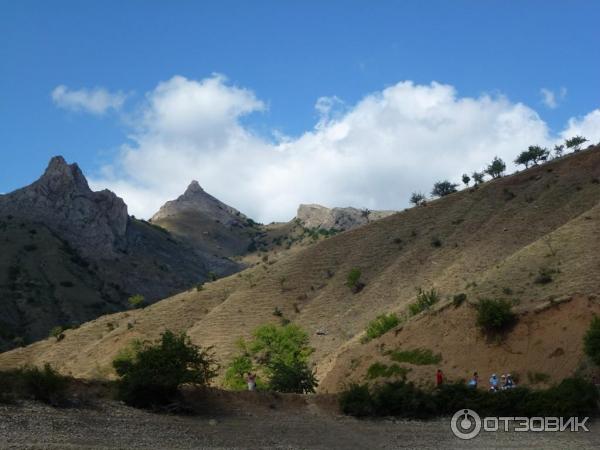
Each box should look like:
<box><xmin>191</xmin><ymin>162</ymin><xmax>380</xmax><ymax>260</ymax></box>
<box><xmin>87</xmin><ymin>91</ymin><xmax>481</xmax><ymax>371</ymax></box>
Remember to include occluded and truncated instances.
<box><xmin>468</xmin><ymin>371</ymin><xmax>479</xmax><ymax>388</ymax></box>
<box><xmin>489</xmin><ymin>373</ymin><xmax>498</xmax><ymax>392</ymax></box>
<box><xmin>436</xmin><ymin>369</ymin><xmax>444</xmax><ymax>387</ymax></box>
<box><xmin>505</xmin><ymin>373</ymin><xmax>515</xmax><ymax>389</ymax></box>
<box><xmin>246</xmin><ymin>372</ymin><xmax>257</xmax><ymax>391</ymax></box>
<box><xmin>500</xmin><ymin>374</ymin><xmax>507</xmax><ymax>390</ymax></box>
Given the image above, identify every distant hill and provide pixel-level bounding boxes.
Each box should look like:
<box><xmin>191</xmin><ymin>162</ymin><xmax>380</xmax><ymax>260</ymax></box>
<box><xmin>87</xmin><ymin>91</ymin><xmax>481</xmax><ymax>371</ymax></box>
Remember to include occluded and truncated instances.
<box><xmin>3</xmin><ymin>146</ymin><xmax>598</xmax><ymax>390</ymax></box>
<box><xmin>0</xmin><ymin>157</ymin><xmax>239</xmax><ymax>350</ymax></box>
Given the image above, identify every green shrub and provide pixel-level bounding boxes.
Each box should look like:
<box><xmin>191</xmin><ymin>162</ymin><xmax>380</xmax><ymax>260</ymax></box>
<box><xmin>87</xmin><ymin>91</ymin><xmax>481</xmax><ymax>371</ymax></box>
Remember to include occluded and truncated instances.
<box><xmin>19</xmin><ymin>364</ymin><xmax>68</xmax><ymax>405</ymax></box>
<box><xmin>366</xmin><ymin>362</ymin><xmax>410</xmax><ymax>380</ymax></box>
<box><xmin>49</xmin><ymin>325</ymin><xmax>66</xmax><ymax>341</ymax></box>
<box><xmin>346</xmin><ymin>268</ymin><xmax>365</xmax><ymax>293</ymax></box>
<box><xmin>388</xmin><ymin>348</ymin><xmax>442</xmax><ymax>365</ymax></box>
<box><xmin>452</xmin><ymin>293</ymin><xmax>467</xmax><ymax>308</ymax></box>
<box><xmin>223</xmin><ymin>354</ymin><xmax>253</xmax><ymax>390</ymax></box>
<box><xmin>113</xmin><ymin>330</ymin><xmax>218</xmax><ymax>408</ymax></box>
<box><xmin>339</xmin><ymin>383</ymin><xmax>374</xmax><ymax>416</ymax></box>
<box><xmin>128</xmin><ymin>294</ymin><xmax>145</xmax><ymax>309</ymax></box>
<box><xmin>340</xmin><ymin>378</ymin><xmax>599</xmax><ymax>419</ymax></box>
<box><xmin>268</xmin><ymin>360</ymin><xmax>318</xmax><ymax>394</ymax></box>
<box><xmin>408</xmin><ymin>288</ymin><xmax>439</xmax><ymax>316</ymax></box>
<box><xmin>225</xmin><ymin>323</ymin><xmax>317</xmax><ymax>393</ymax></box>
<box><xmin>476</xmin><ymin>298</ymin><xmax>517</xmax><ymax>333</ymax></box>
<box><xmin>584</xmin><ymin>315</ymin><xmax>600</xmax><ymax>366</ymax></box>
<box><xmin>535</xmin><ymin>267</ymin><xmax>557</xmax><ymax>284</ymax></box>
<box><xmin>362</xmin><ymin>313</ymin><xmax>400</xmax><ymax>343</ymax></box>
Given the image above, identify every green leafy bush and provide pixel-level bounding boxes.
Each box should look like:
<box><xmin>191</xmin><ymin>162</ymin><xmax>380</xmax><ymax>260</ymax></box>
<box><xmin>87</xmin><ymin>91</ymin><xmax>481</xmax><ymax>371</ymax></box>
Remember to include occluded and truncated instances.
<box><xmin>224</xmin><ymin>323</ymin><xmax>317</xmax><ymax>393</ymax></box>
<box><xmin>112</xmin><ymin>330</ymin><xmax>218</xmax><ymax>408</ymax></box>
<box><xmin>362</xmin><ymin>313</ymin><xmax>400</xmax><ymax>343</ymax></box>
<box><xmin>128</xmin><ymin>294</ymin><xmax>145</xmax><ymax>309</ymax></box>
<box><xmin>268</xmin><ymin>360</ymin><xmax>318</xmax><ymax>393</ymax></box>
<box><xmin>346</xmin><ymin>268</ymin><xmax>365</xmax><ymax>293</ymax></box>
<box><xmin>584</xmin><ymin>315</ymin><xmax>600</xmax><ymax>366</ymax></box>
<box><xmin>408</xmin><ymin>288</ymin><xmax>439</xmax><ymax>316</ymax></box>
<box><xmin>476</xmin><ymin>298</ymin><xmax>517</xmax><ymax>333</ymax></box>
<box><xmin>388</xmin><ymin>348</ymin><xmax>442</xmax><ymax>365</ymax></box>
<box><xmin>534</xmin><ymin>267</ymin><xmax>557</xmax><ymax>284</ymax></box>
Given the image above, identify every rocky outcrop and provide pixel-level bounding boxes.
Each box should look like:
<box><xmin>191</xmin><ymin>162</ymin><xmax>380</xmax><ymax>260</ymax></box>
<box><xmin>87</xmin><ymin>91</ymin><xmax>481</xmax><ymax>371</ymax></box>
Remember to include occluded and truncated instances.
<box><xmin>150</xmin><ymin>181</ymin><xmax>258</xmax><ymax>258</ymax></box>
<box><xmin>0</xmin><ymin>156</ymin><xmax>128</xmax><ymax>258</ymax></box>
<box><xmin>296</xmin><ymin>204</ymin><xmax>396</xmax><ymax>231</ymax></box>
<box><xmin>152</xmin><ymin>181</ymin><xmax>247</xmax><ymax>227</ymax></box>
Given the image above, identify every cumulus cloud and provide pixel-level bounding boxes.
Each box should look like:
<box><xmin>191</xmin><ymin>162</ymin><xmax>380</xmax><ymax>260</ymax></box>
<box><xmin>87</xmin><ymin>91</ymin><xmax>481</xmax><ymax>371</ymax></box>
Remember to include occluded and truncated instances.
<box><xmin>540</xmin><ymin>87</ymin><xmax>567</xmax><ymax>109</ymax></box>
<box><xmin>92</xmin><ymin>75</ymin><xmax>562</xmax><ymax>223</ymax></box>
<box><xmin>51</xmin><ymin>85</ymin><xmax>127</xmax><ymax>115</ymax></box>
<box><xmin>560</xmin><ymin>108</ymin><xmax>600</xmax><ymax>144</ymax></box>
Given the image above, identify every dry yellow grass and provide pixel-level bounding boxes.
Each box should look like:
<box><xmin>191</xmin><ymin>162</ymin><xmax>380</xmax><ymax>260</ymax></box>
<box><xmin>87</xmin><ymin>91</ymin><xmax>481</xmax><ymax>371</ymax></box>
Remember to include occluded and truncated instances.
<box><xmin>1</xmin><ymin>147</ymin><xmax>599</xmax><ymax>391</ymax></box>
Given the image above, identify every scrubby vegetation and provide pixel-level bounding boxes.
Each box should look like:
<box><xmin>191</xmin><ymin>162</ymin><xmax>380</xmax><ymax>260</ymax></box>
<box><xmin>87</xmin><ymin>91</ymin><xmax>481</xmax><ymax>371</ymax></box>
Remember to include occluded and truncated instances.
<box><xmin>346</xmin><ymin>268</ymin><xmax>365</xmax><ymax>293</ymax></box>
<box><xmin>366</xmin><ymin>362</ymin><xmax>410</xmax><ymax>380</ymax></box>
<box><xmin>431</xmin><ymin>180</ymin><xmax>458</xmax><ymax>197</ymax></box>
<box><xmin>224</xmin><ymin>323</ymin><xmax>317</xmax><ymax>394</ymax></box>
<box><xmin>0</xmin><ymin>364</ymin><xmax>68</xmax><ymax>405</ymax></box>
<box><xmin>340</xmin><ymin>378</ymin><xmax>599</xmax><ymax>419</ymax></box>
<box><xmin>387</xmin><ymin>348</ymin><xmax>442</xmax><ymax>365</ymax></box>
<box><xmin>128</xmin><ymin>294</ymin><xmax>146</xmax><ymax>309</ymax></box>
<box><xmin>112</xmin><ymin>330</ymin><xmax>218</xmax><ymax>408</ymax></box>
<box><xmin>476</xmin><ymin>298</ymin><xmax>517</xmax><ymax>333</ymax></box>
<box><xmin>584</xmin><ymin>315</ymin><xmax>600</xmax><ymax>366</ymax></box>
<box><xmin>362</xmin><ymin>313</ymin><xmax>400</xmax><ymax>343</ymax></box>
<box><xmin>408</xmin><ymin>288</ymin><xmax>439</xmax><ymax>316</ymax></box>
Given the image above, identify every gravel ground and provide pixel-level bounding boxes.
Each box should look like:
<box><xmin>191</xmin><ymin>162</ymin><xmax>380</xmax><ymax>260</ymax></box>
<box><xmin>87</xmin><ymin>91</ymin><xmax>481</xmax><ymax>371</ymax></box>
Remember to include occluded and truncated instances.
<box><xmin>1</xmin><ymin>400</ymin><xmax>600</xmax><ymax>449</ymax></box>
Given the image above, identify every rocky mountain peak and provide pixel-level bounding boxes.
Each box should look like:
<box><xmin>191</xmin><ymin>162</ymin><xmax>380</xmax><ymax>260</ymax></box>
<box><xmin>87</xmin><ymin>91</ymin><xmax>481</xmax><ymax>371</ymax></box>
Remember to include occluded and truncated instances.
<box><xmin>37</xmin><ymin>155</ymin><xmax>90</xmax><ymax>195</ymax></box>
<box><xmin>184</xmin><ymin>180</ymin><xmax>205</xmax><ymax>195</ymax></box>
<box><xmin>151</xmin><ymin>181</ymin><xmax>246</xmax><ymax>226</ymax></box>
<box><xmin>0</xmin><ymin>156</ymin><xmax>128</xmax><ymax>257</ymax></box>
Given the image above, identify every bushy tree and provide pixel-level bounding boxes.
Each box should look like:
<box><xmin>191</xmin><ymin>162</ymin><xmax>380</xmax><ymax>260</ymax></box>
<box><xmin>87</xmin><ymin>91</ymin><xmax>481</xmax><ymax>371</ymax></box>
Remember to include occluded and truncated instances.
<box><xmin>565</xmin><ymin>135</ymin><xmax>588</xmax><ymax>152</ymax></box>
<box><xmin>409</xmin><ymin>192</ymin><xmax>426</xmax><ymax>206</ymax></box>
<box><xmin>485</xmin><ymin>157</ymin><xmax>506</xmax><ymax>179</ymax></box>
<box><xmin>583</xmin><ymin>315</ymin><xmax>600</xmax><ymax>366</ymax></box>
<box><xmin>515</xmin><ymin>150</ymin><xmax>533</xmax><ymax>168</ymax></box>
<box><xmin>472</xmin><ymin>171</ymin><xmax>485</xmax><ymax>185</ymax></box>
<box><xmin>476</xmin><ymin>299</ymin><xmax>516</xmax><ymax>333</ymax></box>
<box><xmin>461</xmin><ymin>173</ymin><xmax>470</xmax><ymax>186</ymax></box>
<box><xmin>431</xmin><ymin>180</ymin><xmax>458</xmax><ymax>197</ymax></box>
<box><xmin>225</xmin><ymin>324</ymin><xmax>317</xmax><ymax>393</ymax></box>
<box><xmin>553</xmin><ymin>144</ymin><xmax>564</xmax><ymax>158</ymax></box>
<box><xmin>112</xmin><ymin>330</ymin><xmax>218</xmax><ymax>407</ymax></box>
<box><xmin>528</xmin><ymin>146</ymin><xmax>550</xmax><ymax>165</ymax></box>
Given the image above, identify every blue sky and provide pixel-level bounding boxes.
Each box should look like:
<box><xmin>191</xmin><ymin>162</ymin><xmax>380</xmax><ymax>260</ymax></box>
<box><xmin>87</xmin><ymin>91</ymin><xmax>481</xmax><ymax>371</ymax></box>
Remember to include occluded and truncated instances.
<box><xmin>1</xmin><ymin>1</ymin><xmax>599</xmax><ymax>221</ymax></box>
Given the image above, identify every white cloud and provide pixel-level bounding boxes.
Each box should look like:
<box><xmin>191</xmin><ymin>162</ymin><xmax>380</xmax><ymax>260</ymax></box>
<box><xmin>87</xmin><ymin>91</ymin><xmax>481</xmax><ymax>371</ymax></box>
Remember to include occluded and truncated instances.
<box><xmin>51</xmin><ymin>85</ymin><xmax>127</xmax><ymax>115</ymax></box>
<box><xmin>540</xmin><ymin>87</ymin><xmax>567</xmax><ymax>109</ymax></box>
<box><xmin>92</xmin><ymin>75</ymin><xmax>574</xmax><ymax>223</ymax></box>
<box><xmin>560</xmin><ymin>109</ymin><xmax>600</xmax><ymax>144</ymax></box>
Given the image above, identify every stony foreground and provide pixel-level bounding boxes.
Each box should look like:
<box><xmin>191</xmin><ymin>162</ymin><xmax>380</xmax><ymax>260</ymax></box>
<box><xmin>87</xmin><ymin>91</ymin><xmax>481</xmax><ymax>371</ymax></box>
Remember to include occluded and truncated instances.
<box><xmin>1</xmin><ymin>398</ymin><xmax>600</xmax><ymax>450</ymax></box>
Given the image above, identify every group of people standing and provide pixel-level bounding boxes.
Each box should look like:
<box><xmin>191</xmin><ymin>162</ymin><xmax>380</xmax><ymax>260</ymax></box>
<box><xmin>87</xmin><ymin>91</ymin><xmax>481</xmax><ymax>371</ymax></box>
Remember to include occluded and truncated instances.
<box><xmin>436</xmin><ymin>369</ymin><xmax>516</xmax><ymax>391</ymax></box>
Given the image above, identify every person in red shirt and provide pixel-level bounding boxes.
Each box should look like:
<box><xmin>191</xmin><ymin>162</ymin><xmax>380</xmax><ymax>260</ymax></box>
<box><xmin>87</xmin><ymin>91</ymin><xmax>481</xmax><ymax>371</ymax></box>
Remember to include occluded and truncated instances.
<box><xmin>436</xmin><ymin>369</ymin><xmax>444</xmax><ymax>387</ymax></box>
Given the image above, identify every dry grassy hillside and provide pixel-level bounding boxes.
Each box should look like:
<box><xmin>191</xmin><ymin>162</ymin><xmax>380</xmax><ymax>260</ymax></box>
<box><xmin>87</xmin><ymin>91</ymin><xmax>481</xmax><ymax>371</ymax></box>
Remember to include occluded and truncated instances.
<box><xmin>1</xmin><ymin>147</ymin><xmax>599</xmax><ymax>391</ymax></box>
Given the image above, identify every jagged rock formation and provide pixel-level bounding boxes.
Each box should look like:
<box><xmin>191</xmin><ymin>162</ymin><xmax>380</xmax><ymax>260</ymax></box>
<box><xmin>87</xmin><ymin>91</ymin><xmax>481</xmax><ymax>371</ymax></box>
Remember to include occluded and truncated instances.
<box><xmin>0</xmin><ymin>157</ymin><xmax>239</xmax><ymax>351</ymax></box>
<box><xmin>150</xmin><ymin>181</ymin><xmax>260</xmax><ymax>258</ymax></box>
<box><xmin>296</xmin><ymin>204</ymin><xmax>396</xmax><ymax>230</ymax></box>
<box><xmin>0</xmin><ymin>157</ymin><xmax>128</xmax><ymax>258</ymax></box>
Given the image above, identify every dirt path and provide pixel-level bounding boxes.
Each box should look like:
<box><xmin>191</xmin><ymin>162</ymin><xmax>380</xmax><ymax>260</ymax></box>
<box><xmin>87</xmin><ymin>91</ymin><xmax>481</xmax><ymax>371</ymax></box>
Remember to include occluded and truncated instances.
<box><xmin>1</xmin><ymin>398</ymin><xmax>600</xmax><ymax>449</ymax></box>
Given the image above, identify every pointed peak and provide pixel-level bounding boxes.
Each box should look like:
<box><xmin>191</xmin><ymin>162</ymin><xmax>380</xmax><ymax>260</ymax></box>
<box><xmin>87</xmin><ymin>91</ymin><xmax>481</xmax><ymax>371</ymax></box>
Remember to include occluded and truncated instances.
<box><xmin>40</xmin><ymin>155</ymin><xmax>89</xmax><ymax>192</ymax></box>
<box><xmin>184</xmin><ymin>180</ymin><xmax>205</xmax><ymax>195</ymax></box>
